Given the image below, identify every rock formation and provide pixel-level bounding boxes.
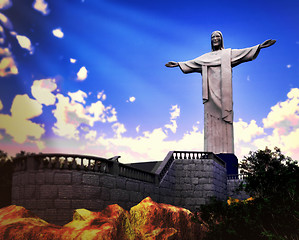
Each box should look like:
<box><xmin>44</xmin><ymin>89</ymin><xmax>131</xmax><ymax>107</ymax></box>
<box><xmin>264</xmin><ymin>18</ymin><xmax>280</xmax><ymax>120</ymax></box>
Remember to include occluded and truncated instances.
<box><xmin>0</xmin><ymin>197</ymin><xmax>206</xmax><ymax>240</ymax></box>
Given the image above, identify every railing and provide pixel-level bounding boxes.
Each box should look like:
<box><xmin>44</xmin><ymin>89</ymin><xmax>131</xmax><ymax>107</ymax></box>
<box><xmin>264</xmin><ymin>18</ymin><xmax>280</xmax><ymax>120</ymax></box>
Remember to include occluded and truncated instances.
<box><xmin>13</xmin><ymin>151</ymin><xmax>223</xmax><ymax>185</ymax></box>
<box><xmin>13</xmin><ymin>153</ymin><xmax>116</xmax><ymax>173</ymax></box>
<box><xmin>13</xmin><ymin>153</ymin><xmax>156</xmax><ymax>183</ymax></box>
<box><xmin>118</xmin><ymin>163</ymin><xmax>156</xmax><ymax>183</ymax></box>
<box><xmin>172</xmin><ymin>151</ymin><xmax>211</xmax><ymax>160</ymax></box>
<box><xmin>155</xmin><ymin>151</ymin><xmax>225</xmax><ymax>183</ymax></box>
<box><xmin>227</xmin><ymin>174</ymin><xmax>248</xmax><ymax>180</ymax></box>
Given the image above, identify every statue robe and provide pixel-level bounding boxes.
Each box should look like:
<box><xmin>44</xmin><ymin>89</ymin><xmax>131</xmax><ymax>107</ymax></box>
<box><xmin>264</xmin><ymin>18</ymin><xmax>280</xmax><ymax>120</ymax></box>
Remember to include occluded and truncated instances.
<box><xmin>178</xmin><ymin>45</ymin><xmax>260</xmax><ymax>153</ymax></box>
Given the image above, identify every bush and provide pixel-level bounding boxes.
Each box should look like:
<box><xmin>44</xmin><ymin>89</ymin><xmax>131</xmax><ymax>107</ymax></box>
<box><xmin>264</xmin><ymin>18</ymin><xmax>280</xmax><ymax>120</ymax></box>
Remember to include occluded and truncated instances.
<box><xmin>0</xmin><ymin>150</ymin><xmax>13</xmax><ymax>208</ymax></box>
<box><xmin>198</xmin><ymin>147</ymin><xmax>299</xmax><ymax>240</ymax></box>
<box><xmin>239</xmin><ymin>147</ymin><xmax>299</xmax><ymax>201</ymax></box>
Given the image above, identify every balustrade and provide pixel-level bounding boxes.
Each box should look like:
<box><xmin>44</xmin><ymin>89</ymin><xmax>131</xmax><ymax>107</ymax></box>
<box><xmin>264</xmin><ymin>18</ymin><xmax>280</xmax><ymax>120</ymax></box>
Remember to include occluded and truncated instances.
<box><xmin>118</xmin><ymin>163</ymin><xmax>156</xmax><ymax>183</ymax></box>
<box><xmin>172</xmin><ymin>151</ymin><xmax>212</xmax><ymax>160</ymax></box>
<box><xmin>156</xmin><ymin>151</ymin><xmax>221</xmax><ymax>183</ymax></box>
<box><xmin>13</xmin><ymin>154</ymin><xmax>114</xmax><ymax>173</ymax></box>
<box><xmin>13</xmin><ymin>151</ymin><xmax>221</xmax><ymax>185</ymax></box>
<box><xmin>227</xmin><ymin>174</ymin><xmax>247</xmax><ymax>180</ymax></box>
<box><xmin>13</xmin><ymin>153</ymin><xmax>156</xmax><ymax>183</ymax></box>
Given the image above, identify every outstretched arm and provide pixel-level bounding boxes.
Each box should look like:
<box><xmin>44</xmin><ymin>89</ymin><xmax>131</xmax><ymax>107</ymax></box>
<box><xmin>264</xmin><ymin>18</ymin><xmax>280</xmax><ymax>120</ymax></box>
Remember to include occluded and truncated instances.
<box><xmin>259</xmin><ymin>39</ymin><xmax>276</xmax><ymax>49</ymax></box>
<box><xmin>165</xmin><ymin>61</ymin><xmax>179</xmax><ymax>67</ymax></box>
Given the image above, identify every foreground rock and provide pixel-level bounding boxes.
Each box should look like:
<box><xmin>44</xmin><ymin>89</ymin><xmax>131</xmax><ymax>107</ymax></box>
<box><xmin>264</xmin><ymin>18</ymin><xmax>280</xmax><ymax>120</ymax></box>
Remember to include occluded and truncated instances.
<box><xmin>62</xmin><ymin>204</ymin><xmax>134</xmax><ymax>239</ymax></box>
<box><xmin>130</xmin><ymin>197</ymin><xmax>205</xmax><ymax>239</ymax></box>
<box><xmin>0</xmin><ymin>205</ymin><xmax>61</xmax><ymax>239</ymax></box>
<box><xmin>0</xmin><ymin>197</ymin><xmax>206</xmax><ymax>239</ymax></box>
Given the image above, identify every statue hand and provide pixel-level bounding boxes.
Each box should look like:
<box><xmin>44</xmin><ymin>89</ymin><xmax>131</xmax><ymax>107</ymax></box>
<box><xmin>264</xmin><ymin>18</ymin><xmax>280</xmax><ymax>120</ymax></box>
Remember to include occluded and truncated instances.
<box><xmin>165</xmin><ymin>61</ymin><xmax>179</xmax><ymax>68</ymax></box>
<box><xmin>260</xmin><ymin>39</ymin><xmax>276</xmax><ymax>49</ymax></box>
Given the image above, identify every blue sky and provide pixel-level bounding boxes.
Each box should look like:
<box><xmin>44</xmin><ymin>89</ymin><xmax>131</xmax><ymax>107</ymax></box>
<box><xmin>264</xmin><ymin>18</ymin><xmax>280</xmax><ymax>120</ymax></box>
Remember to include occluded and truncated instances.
<box><xmin>0</xmin><ymin>0</ymin><xmax>298</xmax><ymax>162</ymax></box>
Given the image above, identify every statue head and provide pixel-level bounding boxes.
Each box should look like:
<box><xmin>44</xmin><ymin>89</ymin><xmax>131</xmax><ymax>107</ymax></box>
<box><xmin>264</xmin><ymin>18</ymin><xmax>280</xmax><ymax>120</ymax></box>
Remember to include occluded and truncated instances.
<box><xmin>211</xmin><ymin>31</ymin><xmax>224</xmax><ymax>51</ymax></box>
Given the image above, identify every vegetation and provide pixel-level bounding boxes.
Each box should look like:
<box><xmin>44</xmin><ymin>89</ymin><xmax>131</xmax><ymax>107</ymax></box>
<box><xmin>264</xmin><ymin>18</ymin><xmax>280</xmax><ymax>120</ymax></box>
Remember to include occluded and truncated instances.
<box><xmin>199</xmin><ymin>147</ymin><xmax>299</xmax><ymax>240</ymax></box>
<box><xmin>0</xmin><ymin>150</ymin><xmax>13</xmax><ymax>208</ymax></box>
<box><xmin>0</xmin><ymin>150</ymin><xmax>35</xmax><ymax>208</ymax></box>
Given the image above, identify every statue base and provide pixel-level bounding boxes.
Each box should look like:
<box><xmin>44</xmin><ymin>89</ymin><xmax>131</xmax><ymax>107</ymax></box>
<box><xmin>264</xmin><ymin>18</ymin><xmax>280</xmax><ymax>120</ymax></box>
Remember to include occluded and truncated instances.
<box><xmin>216</xmin><ymin>153</ymin><xmax>238</xmax><ymax>175</ymax></box>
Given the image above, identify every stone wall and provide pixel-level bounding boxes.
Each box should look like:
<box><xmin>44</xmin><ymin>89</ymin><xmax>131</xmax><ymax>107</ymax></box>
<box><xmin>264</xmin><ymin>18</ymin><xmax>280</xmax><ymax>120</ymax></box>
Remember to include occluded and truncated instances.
<box><xmin>171</xmin><ymin>158</ymin><xmax>227</xmax><ymax>211</ymax></box>
<box><xmin>11</xmin><ymin>154</ymin><xmax>228</xmax><ymax>225</ymax></box>
<box><xmin>12</xmin><ymin>169</ymin><xmax>161</xmax><ymax>225</ymax></box>
<box><xmin>227</xmin><ymin>179</ymin><xmax>250</xmax><ymax>200</ymax></box>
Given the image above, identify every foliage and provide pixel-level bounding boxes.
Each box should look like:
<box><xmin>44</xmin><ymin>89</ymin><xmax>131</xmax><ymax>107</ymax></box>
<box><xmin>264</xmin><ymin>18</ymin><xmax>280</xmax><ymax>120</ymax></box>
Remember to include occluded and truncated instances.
<box><xmin>239</xmin><ymin>147</ymin><xmax>298</xmax><ymax>201</ymax></box>
<box><xmin>0</xmin><ymin>150</ymin><xmax>35</xmax><ymax>208</ymax></box>
<box><xmin>0</xmin><ymin>150</ymin><xmax>13</xmax><ymax>208</ymax></box>
<box><xmin>198</xmin><ymin>147</ymin><xmax>299</xmax><ymax>240</ymax></box>
<box><xmin>15</xmin><ymin>150</ymin><xmax>37</xmax><ymax>158</ymax></box>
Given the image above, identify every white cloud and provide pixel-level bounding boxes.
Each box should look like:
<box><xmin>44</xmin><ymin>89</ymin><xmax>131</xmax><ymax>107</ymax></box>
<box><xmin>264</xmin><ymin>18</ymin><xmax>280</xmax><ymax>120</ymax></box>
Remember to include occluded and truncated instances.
<box><xmin>52</xmin><ymin>28</ymin><xmax>64</xmax><ymax>38</ymax></box>
<box><xmin>234</xmin><ymin>119</ymin><xmax>265</xmax><ymax>159</ymax></box>
<box><xmin>0</xmin><ymin>0</ymin><xmax>12</xmax><ymax>10</ymax></box>
<box><xmin>32</xmin><ymin>0</ymin><xmax>50</xmax><ymax>15</ymax></box>
<box><xmin>47</xmin><ymin>102</ymin><xmax>198</xmax><ymax>163</ymax></box>
<box><xmin>234</xmin><ymin>119</ymin><xmax>264</xmax><ymax>143</ymax></box>
<box><xmin>127</xmin><ymin>96</ymin><xmax>136</xmax><ymax>103</ymax></box>
<box><xmin>165</xmin><ymin>120</ymin><xmax>178</xmax><ymax>134</ymax></box>
<box><xmin>170</xmin><ymin>105</ymin><xmax>180</xmax><ymax>119</ymax></box>
<box><xmin>52</xmin><ymin>90</ymin><xmax>118</xmax><ymax>140</ymax></box>
<box><xmin>36</xmin><ymin>140</ymin><xmax>45</xmax><ymax>150</ymax></box>
<box><xmin>251</xmin><ymin>128</ymin><xmax>299</xmax><ymax>161</ymax></box>
<box><xmin>97</xmin><ymin>91</ymin><xmax>106</xmax><ymax>101</ymax></box>
<box><xmin>286</xmin><ymin>64</ymin><xmax>292</xmax><ymax>69</ymax></box>
<box><xmin>235</xmin><ymin>88</ymin><xmax>299</xmax><ymax>160</ymax></box>
<box><xmin>254</xmin><ymin>88</ymin><xmax>299</xmax><ymax>159</ymax></box>
<box><xmin>136</xmin><ymin>125</ymin><xmax>140</xmax><ymax>133</ymax></box>
<box><xmin>106</xmin><ymin>107</ymin><xmax>118</xmax><ymax>123</ymax></box>
<box><xmin>263</xmin><ymin>88</ymin><xmax>299</xmax><ymax>134</ymax></box>
<box><xmin>0</xmin><ymin>94</ymin><xmax>45</xmax><ymax>145</ymax></box>
<box><xmin>82</xmin><ymin>122</ymin><xmax>204</xmax><ymax>163</ymax></box>
<box><xmin>77</xmin><ymin>106</ymin><xmax>203</xmax><ymax>163</ymax></box>
<box><xmin>112</xmin><ymin>122</ymin><xmax>127</xmax><ymax>138</ymax></box>
<box><xmin>16</xmin><ymin>35</ymin><xmax>33</xmax><ymax>54</ymax></box>
<box><xmin>70</xmin><ymin>58</ymin><xmax>77</xmax><ymax>63</ymax></box>
<box><xmin>85</xmin><ymin>130</ymin><xmax>97</xmax><ymax>141</ymax></box>
<box><xmin>11</xmin><ymin>95</ymin><xmax>42</xmax><ymax>120</ymax></box>
<box><xmin>0</xmin><ymin>13</ymin><xmax>13</xmax><ymax>30</ymax></box>
<box><xmin>0</xmin><ymin>54</ymin><xmax>18</xmax><ymax>77</ymax></box>
<box><xmin>0</xmin><ymin>11</ymin><xmax>18</xmax><ymax>77</ymax></box>
<box><xmin>68</xmin><ymin>90</ymin><xmax>87</xmax><ymax>104</ymax></box>
<box><xmin>88</xmin><ymin>101</ymin><xmax>107</xmax><ymax>122</ymax></box>
<box><xmin>165</xmin><ymin>105</ymin><xmax>180</xmax><ymax>133</ymax></box>
<box><xmin>31</xmin><ymin>78</ymin><xmax>57</xmax><ymax>106</ymax></box>
<box><xmin>77</xmin><ymin>66</ymin><xmax>88</xmax><ymax>81</ymax></box>
<box><xmin>52</xmin><ymin>94</ymin><xmax>89</xmax><ymax>140</ymax></box>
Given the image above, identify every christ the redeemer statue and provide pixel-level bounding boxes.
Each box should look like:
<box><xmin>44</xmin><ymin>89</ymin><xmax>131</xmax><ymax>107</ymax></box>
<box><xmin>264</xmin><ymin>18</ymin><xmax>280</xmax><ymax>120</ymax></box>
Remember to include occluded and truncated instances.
<box><xmin>166</xmin><ymin>31</ymin><xmax>275</xmax><ymax>154</ymax></box>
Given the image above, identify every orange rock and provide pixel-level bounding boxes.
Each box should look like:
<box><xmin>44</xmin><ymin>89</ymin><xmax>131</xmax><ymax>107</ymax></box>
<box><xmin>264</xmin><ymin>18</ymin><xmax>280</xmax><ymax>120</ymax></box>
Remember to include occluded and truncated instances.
<box><xmin>244</xmin><ymin>197</ymin><xmax>254</xmax><ymax>202</ymax></box>
<box><xmin>0</xmin><ymin>205</ymin><xmax>61</xmax><ymax>240</ymax></box>
<box><xmin>62</xmin><ymin>204</ymin><xmax>135</xmax><ymax>240</ymax></box>
<box><xmin>0</xmin><ymin>198</ymin><xmax>207</xmax><ymax>240</ymax></box>
<box><xmin>227</xmin><ymin>197</ymin><xmax>240</xmax><ymax>205</ymax></box>
<box><xmin>130</xmin><ymin>197</ymin><xmax>204</xmax><ymax>240</ymax></box>
<box><xmin>227</xmin><ymin>197</ymin><xmax>254</xmax><ymax>205</ymax></box>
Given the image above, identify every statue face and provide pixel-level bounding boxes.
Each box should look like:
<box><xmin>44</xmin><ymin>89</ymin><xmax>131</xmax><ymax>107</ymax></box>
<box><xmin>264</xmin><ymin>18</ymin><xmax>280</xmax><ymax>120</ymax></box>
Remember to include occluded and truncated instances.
<box><xmin>211</xmin><ymin>32</ymin><xmax>222</xmax><ymax>49</ymax></box>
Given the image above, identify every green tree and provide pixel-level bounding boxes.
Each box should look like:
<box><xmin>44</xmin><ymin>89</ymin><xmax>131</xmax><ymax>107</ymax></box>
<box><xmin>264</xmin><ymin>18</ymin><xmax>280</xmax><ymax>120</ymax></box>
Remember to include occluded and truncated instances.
<box><xmin>239</xmin><ymin>147</ymin><xmax>298</xmax><ymax>201</ymax></box>
<box><xmin>199</xmin><ymin>147</ymin><xmax>299</xmax><ymax>240</ymax></box>
<box><xmin>0</xmin><ymin>150</ymin><xmax>13</xmax><ymax>208</ymax></box>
